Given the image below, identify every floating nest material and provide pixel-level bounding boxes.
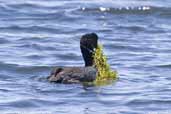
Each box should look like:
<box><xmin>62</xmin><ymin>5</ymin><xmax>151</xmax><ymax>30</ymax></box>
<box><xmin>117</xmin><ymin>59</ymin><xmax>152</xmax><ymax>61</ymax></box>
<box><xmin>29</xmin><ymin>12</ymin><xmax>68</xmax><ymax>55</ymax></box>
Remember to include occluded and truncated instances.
<box><xmin>93</xmin><ymin>44</ymin><xmax>117</xmax><ymax>85</ymax></box>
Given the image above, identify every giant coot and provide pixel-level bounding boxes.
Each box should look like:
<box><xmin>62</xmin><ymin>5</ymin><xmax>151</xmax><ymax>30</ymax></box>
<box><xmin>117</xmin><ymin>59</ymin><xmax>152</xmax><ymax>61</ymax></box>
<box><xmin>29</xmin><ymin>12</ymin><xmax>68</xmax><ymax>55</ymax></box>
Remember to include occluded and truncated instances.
<box><xmin>48</xmin><ymin>33</ymin><xmax>98</xmax><ymax>84</ymax></box>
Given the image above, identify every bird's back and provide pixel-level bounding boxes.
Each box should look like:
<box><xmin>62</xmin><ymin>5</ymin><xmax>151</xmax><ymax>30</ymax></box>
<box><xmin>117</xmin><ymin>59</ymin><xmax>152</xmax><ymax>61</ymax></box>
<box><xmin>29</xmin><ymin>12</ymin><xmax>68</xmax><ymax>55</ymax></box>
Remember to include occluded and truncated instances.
<box><xmin>48</xmin><ymin>66</ymin><xmax>97</xmax><ymax>84</ymax></box>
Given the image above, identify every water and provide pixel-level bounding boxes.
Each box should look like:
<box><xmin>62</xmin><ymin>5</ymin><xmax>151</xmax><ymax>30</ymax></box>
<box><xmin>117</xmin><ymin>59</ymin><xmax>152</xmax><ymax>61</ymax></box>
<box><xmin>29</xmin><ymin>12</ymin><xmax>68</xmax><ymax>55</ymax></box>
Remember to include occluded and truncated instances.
<box><xmin>0</xmin><ymin>0</ymin><xmax>171</xmax><ymax>114</ymax></box>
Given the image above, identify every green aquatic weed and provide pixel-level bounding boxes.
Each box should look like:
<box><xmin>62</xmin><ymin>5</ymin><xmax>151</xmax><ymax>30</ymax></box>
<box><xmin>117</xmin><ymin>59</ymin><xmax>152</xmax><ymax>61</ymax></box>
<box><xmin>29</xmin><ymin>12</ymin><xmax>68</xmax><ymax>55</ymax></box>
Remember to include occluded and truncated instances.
<box><xmin>93</xmin><ymin>44</ymin><xmax>117</xmax><ymax>85</ymax></box>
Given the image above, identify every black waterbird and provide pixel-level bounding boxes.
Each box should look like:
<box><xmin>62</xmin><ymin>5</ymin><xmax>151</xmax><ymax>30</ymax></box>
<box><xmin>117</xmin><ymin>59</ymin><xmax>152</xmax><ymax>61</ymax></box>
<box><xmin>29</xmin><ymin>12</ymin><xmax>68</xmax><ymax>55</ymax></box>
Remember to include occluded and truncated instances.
<box><xmin>48</xmin><ymin>33</ymin><xmax>98</xmax><ymax>84</ymax></box>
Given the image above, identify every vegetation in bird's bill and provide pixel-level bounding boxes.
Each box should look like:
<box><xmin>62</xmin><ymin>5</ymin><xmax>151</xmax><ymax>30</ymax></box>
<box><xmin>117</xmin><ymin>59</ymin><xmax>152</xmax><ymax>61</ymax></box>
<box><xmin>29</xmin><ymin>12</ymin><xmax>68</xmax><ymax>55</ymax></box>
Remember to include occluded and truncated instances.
<box><xmin>93</xmin><ymin>44</ymin><xmax>117</xmax><ymax>86</ymax></box>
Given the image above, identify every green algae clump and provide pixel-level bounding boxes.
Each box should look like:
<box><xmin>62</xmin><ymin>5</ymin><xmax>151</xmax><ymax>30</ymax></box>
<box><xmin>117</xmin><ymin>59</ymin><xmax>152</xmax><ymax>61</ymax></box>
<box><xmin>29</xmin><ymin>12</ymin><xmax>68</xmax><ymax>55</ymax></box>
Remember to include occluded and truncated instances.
<box><xmin>93</xmin><ymin>44</ymin><xmax>117</xmax><ymax>85</ymax></box>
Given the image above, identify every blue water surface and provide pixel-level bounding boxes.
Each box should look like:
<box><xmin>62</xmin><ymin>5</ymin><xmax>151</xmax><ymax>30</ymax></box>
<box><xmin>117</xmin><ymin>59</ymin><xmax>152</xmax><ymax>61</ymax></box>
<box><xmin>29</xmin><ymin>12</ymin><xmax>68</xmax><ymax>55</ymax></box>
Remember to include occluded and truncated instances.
<box><xmin>0</xmin><ymin>0</ymin><xmax>171</xmax><ymax>114</ymax></box>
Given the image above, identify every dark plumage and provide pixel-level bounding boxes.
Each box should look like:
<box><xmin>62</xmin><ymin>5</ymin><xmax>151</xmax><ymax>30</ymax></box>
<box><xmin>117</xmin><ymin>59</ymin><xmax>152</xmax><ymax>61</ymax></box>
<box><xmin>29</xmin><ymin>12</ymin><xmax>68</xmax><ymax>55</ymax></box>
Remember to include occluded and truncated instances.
<box><xmin>47</xmin><ymin>33</ymin><xmax>98</xmax><ymax>84</ymax></box>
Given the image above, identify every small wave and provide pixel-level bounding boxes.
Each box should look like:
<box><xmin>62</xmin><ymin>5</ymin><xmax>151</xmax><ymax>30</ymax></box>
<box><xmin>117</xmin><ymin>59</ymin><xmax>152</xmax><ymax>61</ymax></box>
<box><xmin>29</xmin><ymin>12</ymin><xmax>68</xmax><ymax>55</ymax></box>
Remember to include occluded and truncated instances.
<box><xmin>14</xmin><ymin>43</ymin><xmax>47</xmax><ymax>50</ymax></box>
<box><xmin>0</xmin><ymin>61</ymin><xmax>53</xmax><ymax>74</ymax></box>
<box><xmin>0</xmin><ymin>99</ymin><xmax>43</xmax><ymax>108</ymax></box>
<box><xmin>0</xmin><ymin>88</ymin><xmax>9</xmax><ymax>92</ymax></box>
<box><xmin>82</xmin><ymin>6</ymin><xmax>150</xmax><ymax>12</ymax></box>
<box><xmin>155</xmin><ymin>64</ymin><xmax>171</xmax><ymax>68</ymax></box>
<box><xmin>126</xmin><ymin>99</ymin><xmax>171</xmax><ymax>106</ymax></box>
<box><xmin>0</xmin><ymin>61</ymin><xmax>18</xmax><ymax>70</ymax></box>
<box><xmin>79</xmin><ymin>6</ymin><xmax>171</xmax><ymax>16</ymax></box>
<box><xmin>116</xmin><ymin>25</ymin><xmax>146</xmax><ymax>32</ymax></box>
<box><xmin>1</xmin><ymin>2</ymin><xmax>60</xmax><ymax>12</ymax></box>
<box><xmin>9</xmin><ymin>3</ymin><xmax>50</xmax><ymax>9</ymax></box>
<box><xmin>0</xmin><ymin>38</ymin><xmax>10</xmax><ymax>44</ymax></box>
<box><xmin>0</xmin><ymin>2</ymin><xmax>70</xmax><ymax>18</ymax></box>
<box><xmin>15</xmin><ymin>65</ymin><xmax>53</xmax><ymax>75</ymax></box>
<box><xmin>0</xmin><ymin>25</ymin><xmax>61</xmax><ymax>34</ymax></box>
<box><xmin>7</xmin><ymin>2</ymin><xmax>62</xmax><ymax>9</ymax></box>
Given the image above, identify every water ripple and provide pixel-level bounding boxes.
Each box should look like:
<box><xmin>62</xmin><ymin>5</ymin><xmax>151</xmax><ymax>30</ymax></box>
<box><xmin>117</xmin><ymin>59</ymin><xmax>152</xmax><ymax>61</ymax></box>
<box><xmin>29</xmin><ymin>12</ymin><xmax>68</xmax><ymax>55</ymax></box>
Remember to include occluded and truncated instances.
<box><xmin>79</xmin><ymin>6</ymin><xmax>171</xmax><ymax>17</ymax></box>
<box><xmin>0</xmin><ymin>0</ymin><xmax>171</xmax><ymax>114</ymax></box>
